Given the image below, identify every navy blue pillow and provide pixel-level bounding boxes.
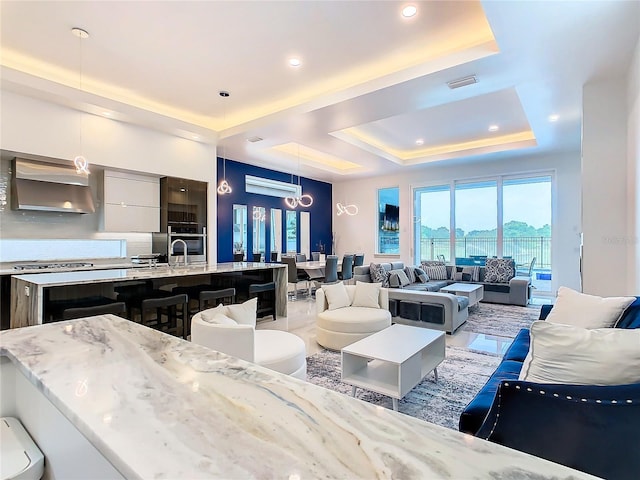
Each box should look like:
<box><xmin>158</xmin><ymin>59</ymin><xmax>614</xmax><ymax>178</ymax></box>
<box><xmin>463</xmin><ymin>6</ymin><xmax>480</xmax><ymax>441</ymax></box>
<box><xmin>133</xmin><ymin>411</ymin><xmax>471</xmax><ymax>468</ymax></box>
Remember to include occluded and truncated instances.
<box><xmin>616</xmin><ymin>297</ymin><xmax>640</xmax><ymax>329</ymax></box>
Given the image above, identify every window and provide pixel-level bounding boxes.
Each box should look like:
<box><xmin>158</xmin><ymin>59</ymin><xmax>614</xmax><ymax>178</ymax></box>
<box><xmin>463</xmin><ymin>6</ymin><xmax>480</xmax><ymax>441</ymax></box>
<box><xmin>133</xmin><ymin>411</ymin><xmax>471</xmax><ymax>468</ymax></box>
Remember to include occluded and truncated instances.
<box><xmin>503</xmin><ymin>176</ymin><xmax>551</xmax><ymax>273</ymax></box>
<box><xmin>286</xmin><ymin>210</ymin><xmax>297</xmax><ymax>253</ymax></box>
<box><xmin>413</xmin><ymin>174</ymin><xmax>552</xmax><ymax>293</ymax></box>
<box><xmin>414</xmin><ymin>185</ymin><xmax>450</xmax><ymax>262</ymax></box>
<box><xmin>377</xmin><ymin>187</ymin><xmax>400</xmax><ymax>255</ymax></box>
<box><xmin>455</xmin><ymin>181</ymin><xmax>497</xmax><ymax>260</ymax></box>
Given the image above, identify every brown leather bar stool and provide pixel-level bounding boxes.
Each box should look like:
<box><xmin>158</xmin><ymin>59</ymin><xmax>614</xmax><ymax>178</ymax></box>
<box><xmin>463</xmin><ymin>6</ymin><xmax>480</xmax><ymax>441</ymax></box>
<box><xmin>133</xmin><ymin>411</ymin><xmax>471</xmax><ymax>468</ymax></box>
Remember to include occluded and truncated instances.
<box><xmin>140</xmin><ymin>293</ymin><xmax>189</xmax><ymax>339</ymax></box>
<box><xmin>198</xmin><ymin>288</ymin><xmax>236</xmax><ymax>311</ymax></box>
<box><xmin>248</xmin><ymin>282</ymin><xmax>276</xmax><ymax>320</ymax></box>
<box><xmin>62</xmin><ymin>302</ymin><xmax>127</xmax><ymax>320</ymax></box>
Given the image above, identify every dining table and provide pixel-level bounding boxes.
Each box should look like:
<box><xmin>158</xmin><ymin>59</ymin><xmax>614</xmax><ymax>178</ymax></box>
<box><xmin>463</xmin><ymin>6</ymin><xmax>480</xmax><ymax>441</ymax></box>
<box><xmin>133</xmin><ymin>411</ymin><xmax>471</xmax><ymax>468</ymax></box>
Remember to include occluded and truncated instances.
<box><xmin>296</xmin><ymin>260</ymin><xmax>342</xmax><ymax>296</ymax></box>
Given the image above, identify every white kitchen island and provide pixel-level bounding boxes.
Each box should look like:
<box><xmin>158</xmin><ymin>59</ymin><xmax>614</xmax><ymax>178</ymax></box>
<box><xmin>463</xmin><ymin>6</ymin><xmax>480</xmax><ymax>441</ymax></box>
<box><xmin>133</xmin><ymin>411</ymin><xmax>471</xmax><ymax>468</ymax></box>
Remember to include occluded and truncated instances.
<box><xmin>0</xmin><ymin>316</ymin><xmax>597</xmax><ymax>479</ymax></box>
<box><xmin>9</xmin><ymin>262</ymin><xmax>287</xmax><ymax>328</ymax></box>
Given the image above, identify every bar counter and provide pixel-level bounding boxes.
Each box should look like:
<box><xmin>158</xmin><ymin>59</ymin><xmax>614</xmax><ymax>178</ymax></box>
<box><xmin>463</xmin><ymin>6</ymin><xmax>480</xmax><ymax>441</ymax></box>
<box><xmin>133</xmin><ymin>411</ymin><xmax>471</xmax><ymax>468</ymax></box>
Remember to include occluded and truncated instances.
<box><xmin>9</xmin><ymin>262</ymin><xmax>287</xmax><ymax>328</ymax></box>
<box><xmin>0</xmin><ymin>316</ymin><xmax>596</xmax><ymax>479</ymax></box>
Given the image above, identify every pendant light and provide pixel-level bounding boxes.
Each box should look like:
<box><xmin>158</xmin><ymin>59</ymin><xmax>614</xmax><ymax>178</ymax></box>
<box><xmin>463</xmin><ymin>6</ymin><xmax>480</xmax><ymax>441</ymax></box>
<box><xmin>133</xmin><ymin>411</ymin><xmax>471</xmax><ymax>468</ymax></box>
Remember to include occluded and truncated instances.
<box><xmin>217</xmin><ymin>90</ymin><xmax>232</xmax><ymax>195</ymax></box>
<box><xmin>72</xmin><ymin>27</ymin><xmax>90</xmax><ymax>175</ymax></box>
<box><xmin>336</xmin><ymin>202</ymin><xmax>358</xmax><ymax>216</ymax></box>
<box><xmin>284</xmin><ymin>145</ymin><xmax>313</xmax><ymax>208</ymax></box>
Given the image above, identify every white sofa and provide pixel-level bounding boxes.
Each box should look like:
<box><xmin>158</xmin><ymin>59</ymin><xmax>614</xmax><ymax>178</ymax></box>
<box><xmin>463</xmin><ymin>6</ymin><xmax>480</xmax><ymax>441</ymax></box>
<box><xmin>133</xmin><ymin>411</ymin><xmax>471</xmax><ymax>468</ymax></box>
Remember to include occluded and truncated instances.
<box><xmin>316</xmin><ymin>284</ymin><xmax>391</xmax><ymax>350</ymax></box>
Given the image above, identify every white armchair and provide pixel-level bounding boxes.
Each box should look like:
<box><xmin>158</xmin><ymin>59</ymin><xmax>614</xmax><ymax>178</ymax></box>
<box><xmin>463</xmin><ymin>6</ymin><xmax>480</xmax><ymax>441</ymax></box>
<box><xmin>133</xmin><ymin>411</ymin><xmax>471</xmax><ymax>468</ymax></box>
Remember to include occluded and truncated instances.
<box><xmin>191</xmin><ymin>302</ymin><xmax>307</xmax><ymax>380</ymax></box>
<box><xmin>316</xmin><ymin>282</ymin><xmax>391</xmax><ymax>350</ymax></box>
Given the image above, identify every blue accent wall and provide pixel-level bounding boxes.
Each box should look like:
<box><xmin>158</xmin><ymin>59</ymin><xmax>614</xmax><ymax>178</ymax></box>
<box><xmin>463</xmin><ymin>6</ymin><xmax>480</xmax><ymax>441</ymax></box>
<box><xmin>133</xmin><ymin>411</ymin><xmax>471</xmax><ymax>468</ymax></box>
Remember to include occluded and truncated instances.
<box><xmin>217</xmin><ymin>158</ymin><xmax>333</xmax><ymax>262</ymax></box>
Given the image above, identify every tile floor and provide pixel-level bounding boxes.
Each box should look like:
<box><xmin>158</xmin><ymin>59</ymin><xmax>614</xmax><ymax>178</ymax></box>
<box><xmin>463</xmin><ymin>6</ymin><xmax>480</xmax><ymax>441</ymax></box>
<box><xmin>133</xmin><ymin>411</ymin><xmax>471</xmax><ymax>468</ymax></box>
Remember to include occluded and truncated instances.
<box><xmin>256</xmin><ymin>295</ymin><xmax>554</xmax><ymax>357</ymax></box>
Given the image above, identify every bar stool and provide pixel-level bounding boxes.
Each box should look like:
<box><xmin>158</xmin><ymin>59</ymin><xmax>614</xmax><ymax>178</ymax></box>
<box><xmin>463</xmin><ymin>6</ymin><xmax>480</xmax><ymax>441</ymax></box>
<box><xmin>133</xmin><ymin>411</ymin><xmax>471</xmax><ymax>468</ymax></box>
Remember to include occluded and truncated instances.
<box><xmin>233</xmin><ymin>253</ymin><xmax>245</xmax><ymax>261</ymax></box>
<box><xmin>48</xmin><ymin>296</ymin><xmax>120</xmax><ymax>322</ymax></box>
<box><xmin>172</xmin><ymin>284</ymin><xmax>211</xmax><ymax>316</ymax></box>
<box><xmin>248</xmin><ymin>282</ymin><xmax>276</xmax><ymax>320</ymax></box>
<box><xmin>199</xmin><ymin>288</ymin><xmax>236</xmax><ymax>311</ymax></box>
<box><xmin>62</xmin><ymin>302</ymin><xmax>127</xmax><ymax>320</ymax></box>
<box><xmin>140</xmin><ymin>293</ymin><xmax>189</xmax><ymax>339</ymax></box>
<box><xmin>252</xmin><ymin>252</ymin><xmax>263</xmax><ymax>262</ymax></box>
<box><xmin>115</xmin><ymin>281</ymin><xmax>170</xmax><ymax>321</ymax></box>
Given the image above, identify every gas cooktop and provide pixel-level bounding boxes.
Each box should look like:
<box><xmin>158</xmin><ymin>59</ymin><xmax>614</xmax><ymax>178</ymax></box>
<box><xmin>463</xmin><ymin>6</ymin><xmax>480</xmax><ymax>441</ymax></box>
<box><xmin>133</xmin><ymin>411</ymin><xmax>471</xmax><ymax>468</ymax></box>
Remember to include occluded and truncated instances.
<box><xmin>13</xmin><ymin>262</ymin><xmax>94</xmax><ymax>271</ymax></box>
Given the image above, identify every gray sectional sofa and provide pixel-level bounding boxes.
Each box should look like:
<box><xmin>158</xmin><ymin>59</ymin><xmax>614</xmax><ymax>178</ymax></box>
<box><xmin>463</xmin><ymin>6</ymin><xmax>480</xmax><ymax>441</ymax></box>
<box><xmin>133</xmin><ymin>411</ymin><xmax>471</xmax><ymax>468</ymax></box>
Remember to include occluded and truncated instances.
<box><xmin>354</xmin><ymin>260</ymin><xmax>532</xmax><ymax>334</ymax></box>
<box><xmin>354</xmin><ymin>262</ymin><xmax>469</xmax><ymax>334</ymax></box>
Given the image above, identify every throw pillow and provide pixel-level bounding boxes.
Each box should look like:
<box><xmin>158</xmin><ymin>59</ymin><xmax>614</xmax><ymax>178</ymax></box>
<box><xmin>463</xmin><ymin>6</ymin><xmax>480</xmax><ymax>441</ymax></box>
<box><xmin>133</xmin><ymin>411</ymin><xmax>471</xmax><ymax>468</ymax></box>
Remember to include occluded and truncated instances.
<box><xmin>369</xmin><ymin>263</ymin><xmax>390</xmax><ymax>287</ymax></box>
<box><xmin>404</xmin><ymin>266</ymin><xmax>416</xmax><ymax>284</ymax></box>
<box><xmin>389</xmin><ymin>269</ymin><xmax>410</xmax><ymax>288</ymax></box>
<box><xmin>484</xmin><ymin>258</ymin><xmax>514</xmax><ymax>283</ymax></box>
<box><xmin>546</xmin><ymin>286</ymin><xmax>635</xmax><ymax>329</ymax></box>
<box><xmin>323</xmin><ymin>281</ymin><xmax>351</xmax><ymax>310</ymax></box>
<box><xmin>200</xmin><ymin>305</ymin><xmax>238</xmax><ymax>325</ymax></box>
<box><xmin>199</xmin><ymin>304</ymin><xmax>228</xmax><ymax>323</ymax></box>
<box><xmin>226</xmin><ymin>297</ymin><xmax>258</xmax><ymax>327</ymax></box>
<box><xmin>421</xmin><ymin>260</ymin><xmax>445</xmax><ymax>267</ymax></box>
<box><xmin>351</xmin><ymin>281</ymin><xmax>382</xmax><ymax>309</ymax></box>
<box><xmin>519</xmin><ymin>321</ymin><xmax>640</xmax><ymax>385</ymax></box>
<box><xmin>422</xmin><ymin>264</ymin><xmax>447</xmax><ymax>280</ymax></box>
<box><xmin>450</xmin><ymin>266</ymin><xmax>479</xmax><ymax>282</ymax></box>
<box><xmin>414</xmin><ymin>267</ymin><xmax>429</xmax><ymax>283</ymax></box>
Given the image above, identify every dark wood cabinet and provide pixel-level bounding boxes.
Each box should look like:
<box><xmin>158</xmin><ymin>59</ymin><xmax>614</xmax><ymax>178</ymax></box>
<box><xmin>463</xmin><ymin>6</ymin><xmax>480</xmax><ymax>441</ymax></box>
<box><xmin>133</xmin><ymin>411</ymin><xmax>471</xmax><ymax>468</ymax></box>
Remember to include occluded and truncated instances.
<box><xmin>160</xmin><ymin>177</ymin><xmax>207</xmax><ymax>234</ymax></box>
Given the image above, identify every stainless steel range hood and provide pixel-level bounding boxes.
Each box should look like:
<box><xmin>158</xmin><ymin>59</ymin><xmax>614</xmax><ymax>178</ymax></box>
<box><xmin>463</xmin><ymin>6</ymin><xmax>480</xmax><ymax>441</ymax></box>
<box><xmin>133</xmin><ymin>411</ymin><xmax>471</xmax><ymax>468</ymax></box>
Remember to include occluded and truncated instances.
<box><xmin>11</xmin><ymin>158</ymin><xmax>96</xmax><ymax>214</ymax></box>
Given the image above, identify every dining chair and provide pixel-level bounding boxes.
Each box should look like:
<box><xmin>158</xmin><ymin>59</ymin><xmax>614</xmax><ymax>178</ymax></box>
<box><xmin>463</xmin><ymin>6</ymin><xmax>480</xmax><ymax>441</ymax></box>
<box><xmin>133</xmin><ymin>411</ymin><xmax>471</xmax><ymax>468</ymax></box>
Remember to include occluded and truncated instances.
<box><xmin>321</xmin><ymin>255</ymin><xmax>339</xmax><ymax>284</ymax></box>
<box><xmin>270</xmin><ymin>251</ymin><xmax>279</xmax><ymax>262</ymax></box>
<box><xmin>338</xmin><ymin>254</ymin><xmax>354</xmax><ymax>283</ymax></box>
<box><xmin>353</xmin><ymin>253</ymin><xmax>365</xmax><ymax>268</ymax></box>
<box><xmin>311</xmin><ymin>251</ymin><xmax>320</xmax><ymax>261</ymax></box>
<box><xmin>295</xmin><ymin>253</ymin><xmax>307</xmax><ymax>262</ymax></box>
<box><xmin>283</xmin><ymin>256</ymin><xmax>309</xmax><ymax>300</ymax></box>
<box><xmin>233</xmin><ymin>253</ymin><xmax>245</xmax><ymax>261</ymax></box>
<box><xmin>252</xmin><ymin>252</ymin><xmax>262</xmax><ymax>262</ymax></box>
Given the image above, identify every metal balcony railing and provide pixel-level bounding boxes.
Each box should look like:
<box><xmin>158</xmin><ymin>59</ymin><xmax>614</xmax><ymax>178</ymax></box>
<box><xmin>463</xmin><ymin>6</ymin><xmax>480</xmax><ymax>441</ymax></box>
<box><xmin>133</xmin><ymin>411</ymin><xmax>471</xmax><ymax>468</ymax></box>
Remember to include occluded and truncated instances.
<box><xmin>419</xmin><ymin>236</ymin><xmax>551</xmax><ymax>269</ymax></box>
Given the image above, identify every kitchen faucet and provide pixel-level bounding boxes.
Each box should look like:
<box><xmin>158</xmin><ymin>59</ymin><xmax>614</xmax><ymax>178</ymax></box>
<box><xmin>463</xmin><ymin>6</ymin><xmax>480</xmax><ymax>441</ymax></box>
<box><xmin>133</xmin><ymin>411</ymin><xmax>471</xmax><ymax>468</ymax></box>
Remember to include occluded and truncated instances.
<box><xmin>170</xmin><ymin>239</ymin><xmax>188</xmax><ymax>267</ymax></box>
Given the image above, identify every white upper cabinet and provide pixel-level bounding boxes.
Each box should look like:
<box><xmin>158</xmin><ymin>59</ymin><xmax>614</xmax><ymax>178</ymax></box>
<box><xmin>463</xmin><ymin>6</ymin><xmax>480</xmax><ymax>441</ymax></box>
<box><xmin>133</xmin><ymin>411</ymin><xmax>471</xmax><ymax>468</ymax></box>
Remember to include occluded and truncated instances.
<box><xmin>103</xmin><ymin>170</ymin><xmax>160</xmax><ymax>232</ymax></box>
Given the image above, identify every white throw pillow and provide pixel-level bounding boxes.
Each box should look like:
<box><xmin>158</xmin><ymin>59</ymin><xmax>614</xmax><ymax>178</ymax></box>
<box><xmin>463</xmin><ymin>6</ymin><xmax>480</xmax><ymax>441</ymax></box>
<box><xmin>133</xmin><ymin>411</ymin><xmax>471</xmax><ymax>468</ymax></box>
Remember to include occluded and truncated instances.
<box><xmin>323</xmin><ymin>282</ymin><xmax>351</xmax><ymax>310</ymax></box>
<box><xmin>199</xmin><ymin>304</ymin><xmax>228</xmax><ymax>323</ymax></box>
<box><xmin>546</xmin><ymin>286</ymin><xmax>635</xmax><ymax>329</ymax></box>
<box><xmin>226</xmin><ymin>297</ymin><xmax>258</xmax><ymax>327</ymax></box>
<box><xmin>351</xmin><ymin>281</ymin><xmax>382</xmax><ymax>309</ymax></box>
<box><xmin>201</xmin><ymin>313</ymin><xmax>237</xmax><ymax>326</ymax></box>
<box><xmin>519</xmin><ymin>321</ymin><xmax>640</xmax><ymax>385</ymax></box>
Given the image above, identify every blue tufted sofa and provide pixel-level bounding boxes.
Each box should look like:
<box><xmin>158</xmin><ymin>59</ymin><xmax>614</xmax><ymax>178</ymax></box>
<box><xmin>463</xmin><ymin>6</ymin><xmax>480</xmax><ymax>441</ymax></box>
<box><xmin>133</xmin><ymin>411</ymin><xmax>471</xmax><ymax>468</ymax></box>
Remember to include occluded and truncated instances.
<box><xmin>459</xmin><ymin>297</ymin><xmax>640</xmax><ymax>479</ymax></box>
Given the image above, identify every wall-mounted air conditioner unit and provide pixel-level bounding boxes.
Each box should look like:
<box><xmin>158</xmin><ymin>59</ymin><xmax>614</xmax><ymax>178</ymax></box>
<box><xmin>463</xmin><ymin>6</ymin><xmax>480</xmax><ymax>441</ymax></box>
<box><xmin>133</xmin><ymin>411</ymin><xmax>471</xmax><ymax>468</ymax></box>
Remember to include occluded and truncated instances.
<box><xmin>245</xmin><ymin>175</ymin><xmax>301</xmax><ymax>198</ymax></box>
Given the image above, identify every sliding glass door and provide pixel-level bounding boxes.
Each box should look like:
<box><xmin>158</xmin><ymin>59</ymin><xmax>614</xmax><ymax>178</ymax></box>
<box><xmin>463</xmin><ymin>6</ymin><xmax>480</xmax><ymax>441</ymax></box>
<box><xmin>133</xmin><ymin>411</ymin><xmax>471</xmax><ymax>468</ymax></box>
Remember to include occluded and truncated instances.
<box><xmin>414</xmin><ymin>174</ymin><xmax>552</xmax><ymax>293</ymax></box>
<box><xmin>454</xmin><ymin>181</ymin><xmax>497</xmax><ymax>261</ymax></box>
<box><xmin>414</xmin><ymin>185</ymin><xmax>450</xmax><ymax>262</ymax></box>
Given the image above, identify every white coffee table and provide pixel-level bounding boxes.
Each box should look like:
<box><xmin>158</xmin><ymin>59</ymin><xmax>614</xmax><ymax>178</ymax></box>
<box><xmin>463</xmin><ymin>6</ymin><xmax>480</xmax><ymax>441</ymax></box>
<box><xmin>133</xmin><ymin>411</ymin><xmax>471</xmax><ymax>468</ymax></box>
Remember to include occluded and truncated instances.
<box><xmin>440</xmin><ymin>283</ymin><xmax>484</xmax><ymax>308</ymax></box>
<box><xmin>341</xmin><ymin>324</ymin><xmax>445</xmax><ymax>411</ymax></box>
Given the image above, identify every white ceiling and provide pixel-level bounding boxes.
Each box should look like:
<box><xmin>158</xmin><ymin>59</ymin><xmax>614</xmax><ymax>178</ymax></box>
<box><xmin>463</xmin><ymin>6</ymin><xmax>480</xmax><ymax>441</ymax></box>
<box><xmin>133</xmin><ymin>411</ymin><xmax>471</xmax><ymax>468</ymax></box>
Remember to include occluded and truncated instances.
<box><xmin>1</xmin><ymin>1</ymin><xmax>638</xmax><ymax>182</ymax></box>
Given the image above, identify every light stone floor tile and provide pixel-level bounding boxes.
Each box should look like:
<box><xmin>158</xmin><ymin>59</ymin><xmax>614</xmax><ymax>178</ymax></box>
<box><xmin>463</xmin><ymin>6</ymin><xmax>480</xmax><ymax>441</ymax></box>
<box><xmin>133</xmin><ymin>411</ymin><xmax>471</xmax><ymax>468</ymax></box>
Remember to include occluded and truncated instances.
<box><xmin>257</xmin><ymin>295</ymin><xmax>553</xmax><ymax>358</ymax></box>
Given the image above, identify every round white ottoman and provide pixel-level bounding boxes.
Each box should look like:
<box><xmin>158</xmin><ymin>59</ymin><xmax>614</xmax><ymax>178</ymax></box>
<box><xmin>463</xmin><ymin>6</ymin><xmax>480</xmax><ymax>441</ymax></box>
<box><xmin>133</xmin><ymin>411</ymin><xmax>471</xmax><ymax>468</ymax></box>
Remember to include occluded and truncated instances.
<box><xmin>316</xmin><ymin>306</ymin><xmax>392</xmax><ymax>350</ymax></box>
<box><xmin>254</xmin><ymin>330</ymin><xmax>307</xmax><ymax>380</ymax></box>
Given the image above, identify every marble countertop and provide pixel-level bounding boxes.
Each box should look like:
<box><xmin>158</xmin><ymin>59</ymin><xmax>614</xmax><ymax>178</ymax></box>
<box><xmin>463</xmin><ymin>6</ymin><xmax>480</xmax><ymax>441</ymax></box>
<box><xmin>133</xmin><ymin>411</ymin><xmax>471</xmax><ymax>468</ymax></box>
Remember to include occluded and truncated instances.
<box><xmin>0</xmin><ymin>316</ymin><xmax>597</xmax><ymax>479</ymax></box>
<box><xmin>10</xmin><ymin>262</ymin><xmax>285</xmax><ymax>286</ymax></box>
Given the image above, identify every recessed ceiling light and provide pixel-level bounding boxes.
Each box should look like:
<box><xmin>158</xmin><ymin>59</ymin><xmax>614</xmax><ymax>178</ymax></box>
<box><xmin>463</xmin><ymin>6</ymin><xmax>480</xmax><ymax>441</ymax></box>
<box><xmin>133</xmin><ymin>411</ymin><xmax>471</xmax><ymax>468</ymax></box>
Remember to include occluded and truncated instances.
<box><xmin>488</xmin><ymin>125</ymin><xmax>499</xmax><ymax>132</ymax></box>
<box><xmin>402</xmin><ymin>5</ymin><xmax>417</xmax><ymax>18</ymax></box>
<box><xmin>415</xmin><ymin>139</ymin><xmax>424</xmax><ymax>146</ymax></box>
<box><xmin>548</xmin><ymin>114</ymin><xmax>559</xmax><ymax>122</ymax></box>
<box><xmin>102</xmin><ymin>111</ymin><xmax>111</xmax><ymax>117</ymax></box>
<box><xmin>191</xmin><ymin>135</ymin><xmax>199</xmax><ymax>140</ymax></box>
<box><xmin>289</xmin><ymin>58</ymin><xmax>301</xmax><ymax>67</ymax></box>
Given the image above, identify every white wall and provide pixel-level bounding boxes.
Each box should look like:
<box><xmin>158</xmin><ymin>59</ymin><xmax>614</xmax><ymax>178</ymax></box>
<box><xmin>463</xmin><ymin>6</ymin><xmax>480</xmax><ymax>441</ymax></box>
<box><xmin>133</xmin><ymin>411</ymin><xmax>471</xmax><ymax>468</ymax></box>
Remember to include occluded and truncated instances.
<box><xmin>582</xmin><ymin>79</ymin><xmax>629</xmax><ymax>296</ymax></box>
<box><xmin>628</xmin><ymin>35</ymin><xmax>640</xmax><ymax>293</ymax></box>
<box><xmin>333</xmin><ymin>152</ymin><xmax>582</xmax><ymax>292</ymax></box>
<box><xmin>0</xmin><ymin>91</ymin><xmax>218</xmax><ymax>262</ymax></box>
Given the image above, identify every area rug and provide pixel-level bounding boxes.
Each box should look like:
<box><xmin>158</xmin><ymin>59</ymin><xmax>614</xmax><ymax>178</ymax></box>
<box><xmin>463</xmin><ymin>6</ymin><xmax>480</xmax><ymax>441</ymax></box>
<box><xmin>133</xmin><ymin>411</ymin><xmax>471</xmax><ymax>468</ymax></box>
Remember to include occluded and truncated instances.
<box><xmin>461</xmin><ymin>302</ymin><xmax>541</xmax><ymax>338</ymax></box>
<box><xmin>306</xmin><ymin>347</ymin><xmax>501</xmax><ymax>430</ymax></box>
